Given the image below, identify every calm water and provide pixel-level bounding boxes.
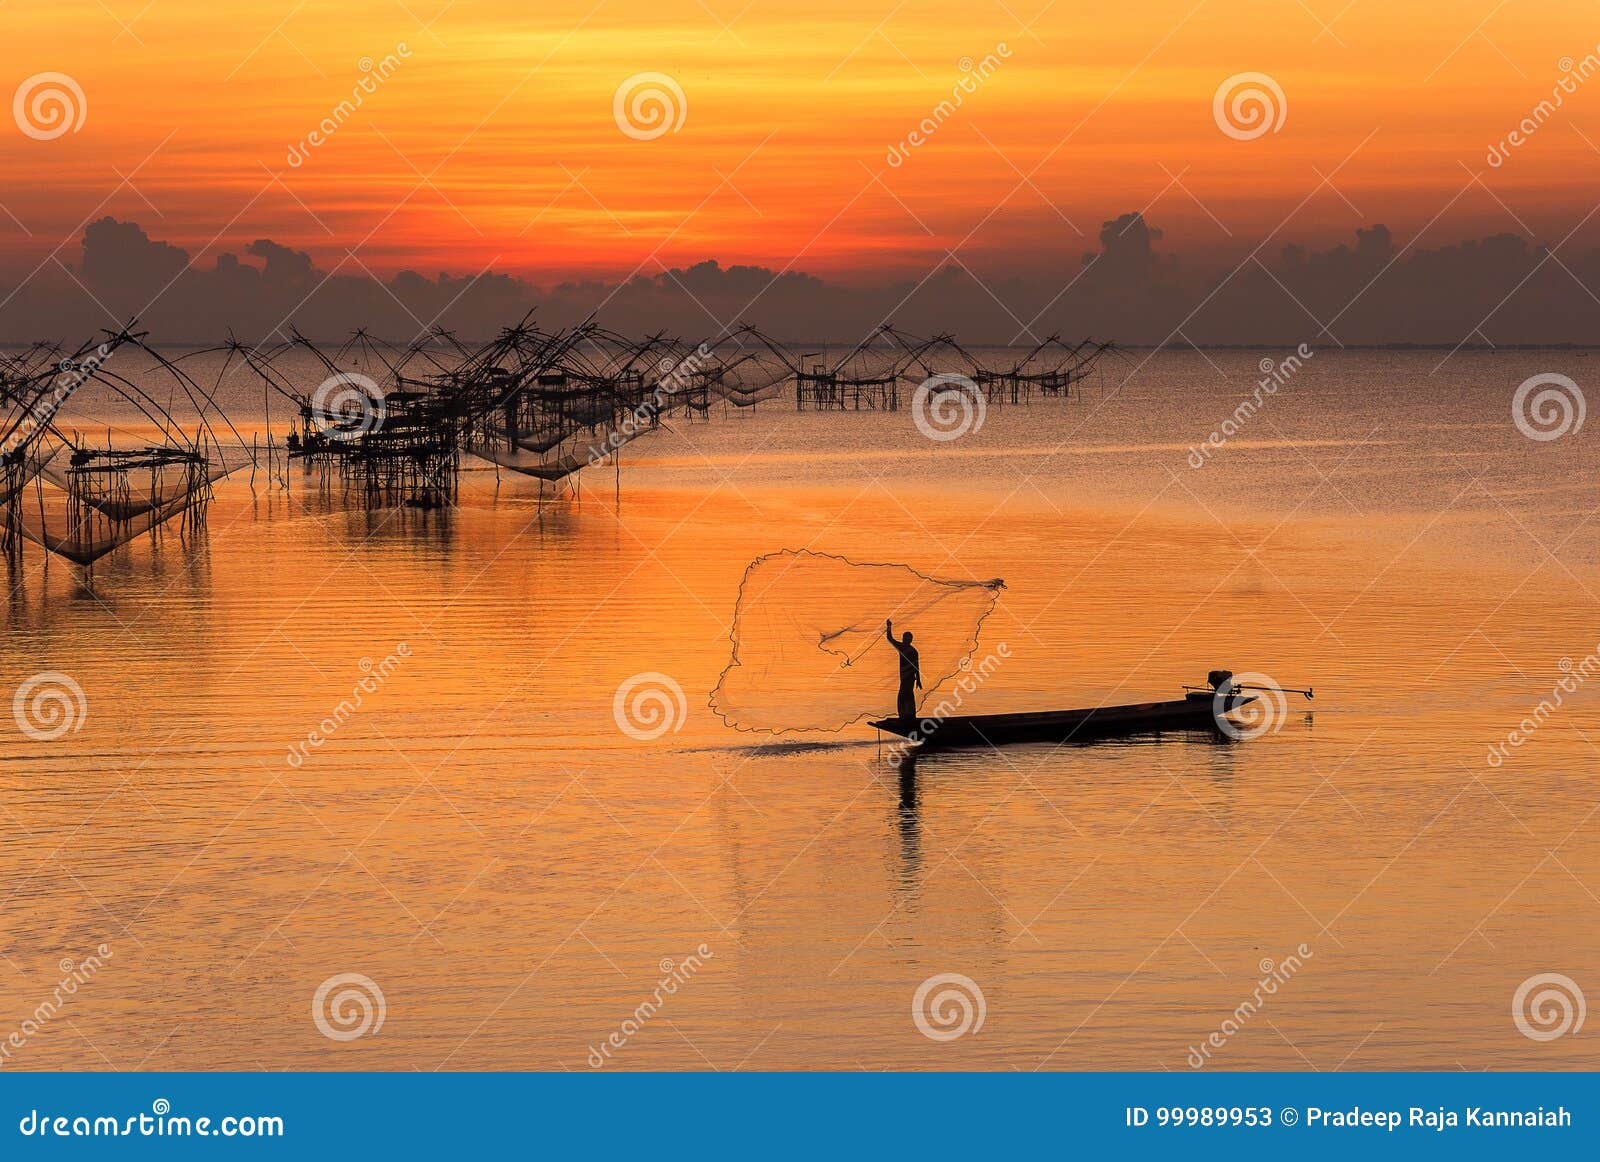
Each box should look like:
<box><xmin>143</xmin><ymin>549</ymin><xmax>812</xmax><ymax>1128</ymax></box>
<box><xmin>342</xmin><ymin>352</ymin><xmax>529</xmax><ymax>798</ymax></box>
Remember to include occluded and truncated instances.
<box><xmin>2</xmin><ymin>348</ymin><xmax>1598</xmax><ymax>1071</ymax></box>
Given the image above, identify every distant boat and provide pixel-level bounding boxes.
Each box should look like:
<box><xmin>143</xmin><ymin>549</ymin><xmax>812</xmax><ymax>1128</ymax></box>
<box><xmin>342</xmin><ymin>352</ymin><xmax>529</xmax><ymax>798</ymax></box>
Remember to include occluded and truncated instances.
<box><xmin>870</xmin><ymin>676</ymin><xmax>1310</xmax><ymax>749</ymax></box>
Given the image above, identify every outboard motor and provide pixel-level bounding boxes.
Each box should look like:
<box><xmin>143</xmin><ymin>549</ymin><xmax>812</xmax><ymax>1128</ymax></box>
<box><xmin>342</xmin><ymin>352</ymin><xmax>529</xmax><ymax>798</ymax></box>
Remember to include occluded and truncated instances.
<box><xmin>1206</xmin><ymin>669</ymin><xmax>1234</xmax><ymax>692</ymax></box>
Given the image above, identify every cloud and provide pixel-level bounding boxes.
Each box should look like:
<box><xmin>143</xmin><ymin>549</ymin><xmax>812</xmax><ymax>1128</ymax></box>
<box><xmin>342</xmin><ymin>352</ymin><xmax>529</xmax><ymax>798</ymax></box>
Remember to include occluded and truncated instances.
<box><xmin>4</xmin><ymin>215</ymin><xmax>1599</xmax><ymax>348</ymax></box>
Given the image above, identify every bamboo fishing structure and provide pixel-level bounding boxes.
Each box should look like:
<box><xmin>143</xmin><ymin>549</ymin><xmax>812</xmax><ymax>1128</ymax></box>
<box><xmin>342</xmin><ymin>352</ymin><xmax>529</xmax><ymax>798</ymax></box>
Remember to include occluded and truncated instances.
<box><xmin>0</xmin><ymin>313</ymin><xmax>1118</xmax><ymax>581</ymax></box>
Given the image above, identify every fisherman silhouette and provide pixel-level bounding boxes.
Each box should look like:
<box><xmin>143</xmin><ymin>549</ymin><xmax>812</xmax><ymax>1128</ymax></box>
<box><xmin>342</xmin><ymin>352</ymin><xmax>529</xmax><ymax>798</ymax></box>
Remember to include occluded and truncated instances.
<box><xmin>884</xmin><ymin>618</ymin><xmax>922</xmax><ymax>721</ymax></box>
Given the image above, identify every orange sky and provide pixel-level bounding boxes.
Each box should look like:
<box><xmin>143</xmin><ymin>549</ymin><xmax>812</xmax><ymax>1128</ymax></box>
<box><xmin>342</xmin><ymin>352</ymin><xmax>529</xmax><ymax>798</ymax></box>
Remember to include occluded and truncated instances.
<box><xmin>4</xmin><ymin>0</ymin><xmax>1600</xmax><ymax>283</ymax></box>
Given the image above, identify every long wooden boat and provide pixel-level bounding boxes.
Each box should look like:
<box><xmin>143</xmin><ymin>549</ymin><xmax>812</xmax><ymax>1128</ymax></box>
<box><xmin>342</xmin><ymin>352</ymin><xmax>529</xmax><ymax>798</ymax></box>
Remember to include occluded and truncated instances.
<box><xmin>869</xmin><ymin>690</ymin><xmax>1258</xmax><ymax>749</ymax></box>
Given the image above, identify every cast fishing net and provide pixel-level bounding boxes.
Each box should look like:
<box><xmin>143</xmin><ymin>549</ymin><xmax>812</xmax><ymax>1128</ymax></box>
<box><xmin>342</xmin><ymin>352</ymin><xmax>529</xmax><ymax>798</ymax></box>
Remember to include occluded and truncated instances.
<box><xmin>711</xmin><ymin>550</ymin><xmax>1005</xmax><ymax>733</ymax></box>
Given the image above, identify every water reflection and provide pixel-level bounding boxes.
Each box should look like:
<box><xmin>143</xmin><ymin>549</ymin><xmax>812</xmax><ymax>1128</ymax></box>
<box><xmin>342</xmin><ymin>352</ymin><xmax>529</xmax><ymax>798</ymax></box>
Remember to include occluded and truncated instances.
<box><xmin>895</xmin><ymin>752</ymin><xmax>920</xmax><ymax>896</ymax></box>
<box><xmin>2</xmin><ymin>350</ymin><xmax>1596</xmax><ymax>1070</ymax></box>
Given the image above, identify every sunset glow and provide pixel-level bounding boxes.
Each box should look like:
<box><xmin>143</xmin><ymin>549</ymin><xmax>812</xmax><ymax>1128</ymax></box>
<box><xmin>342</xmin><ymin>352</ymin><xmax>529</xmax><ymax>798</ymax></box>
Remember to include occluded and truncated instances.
<box><xmin>7</xmin><ymin>0</ymin><xmax>1600</xmax><ymax>1113</ymax></box>
<box><xmin>7</xmin><ymin>0</ymin><xmax>1600</xmax><ymax>283</ymax></box>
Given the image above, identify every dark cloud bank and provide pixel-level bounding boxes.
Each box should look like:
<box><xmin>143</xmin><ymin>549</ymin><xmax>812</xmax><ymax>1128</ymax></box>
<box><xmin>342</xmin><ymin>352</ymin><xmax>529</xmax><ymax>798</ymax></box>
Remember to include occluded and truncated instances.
<box><xmin>6</xmin><ymin>212</ymin><xmax>1600</xmax><ymax>347</ymax></box>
